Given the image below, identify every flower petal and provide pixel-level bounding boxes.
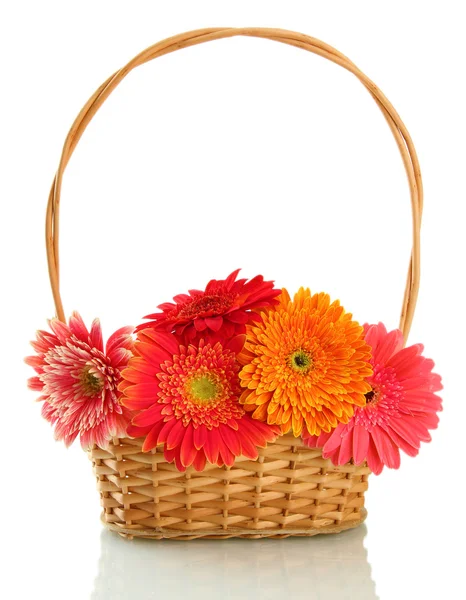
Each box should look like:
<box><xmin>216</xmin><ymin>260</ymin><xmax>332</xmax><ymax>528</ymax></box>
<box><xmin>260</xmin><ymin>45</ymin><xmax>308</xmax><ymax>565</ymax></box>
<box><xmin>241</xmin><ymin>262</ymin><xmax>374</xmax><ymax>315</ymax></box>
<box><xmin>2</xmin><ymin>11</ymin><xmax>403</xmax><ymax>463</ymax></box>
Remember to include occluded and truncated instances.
<box><xmin>366</xmin><ymin>436</ymin><xmax>384</xmax><ymax>475</ymax></box>
<box><xmin>90</xmin><ymin>319</ymin><xmax>104</xmax><ymax>351</ymax></box>
<box><xmin>180</xmin><ymin>426</ymin><xmax>197</xmax><ymax>468</ymax></box>
<box><xmin>204</xmin><ymin>428</ymin><xmax>220</xmax><ymax>464</ymax></box>
<box><xmin>205</xmin><ymin>316</ymin><xmax>223</xmax><ymax>331</ymax></box>
<box><xmin>193</xmin><ymin>424</ymin><xmax>207</xmax><ymax>451</ymax></box>
<box><xmin>132</xmin><ymin>404</ymin><xmax>163</xmax><ymax>427</ymax></box>
<box><xmin>166</xmin><ymin>419</ymin><xmax>186</xmax><ymax>450</ymax></box>
<box><xmin>352</xmin><ymin>424</ymin><xmax>370</xmax><ymax>465</ymax></box>
<box><xmin>220</xmin><ymin>424</ymin><xmax>242</xmax><ymax>456</ymax></box>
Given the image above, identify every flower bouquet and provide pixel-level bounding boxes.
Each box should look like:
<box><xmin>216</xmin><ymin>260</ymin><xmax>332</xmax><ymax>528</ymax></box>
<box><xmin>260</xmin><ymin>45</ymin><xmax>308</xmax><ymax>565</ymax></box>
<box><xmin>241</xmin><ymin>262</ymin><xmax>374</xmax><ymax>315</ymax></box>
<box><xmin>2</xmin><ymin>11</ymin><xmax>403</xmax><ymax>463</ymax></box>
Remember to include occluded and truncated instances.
<box><xmin>27</xmin><ymin>28</ymin><xmax>442</xmax><ymax>539</ymax></box>
<box><xmin>27</xmin><ymin>271</ymin><xmax>442</xmax><ymax>539</ymax></box>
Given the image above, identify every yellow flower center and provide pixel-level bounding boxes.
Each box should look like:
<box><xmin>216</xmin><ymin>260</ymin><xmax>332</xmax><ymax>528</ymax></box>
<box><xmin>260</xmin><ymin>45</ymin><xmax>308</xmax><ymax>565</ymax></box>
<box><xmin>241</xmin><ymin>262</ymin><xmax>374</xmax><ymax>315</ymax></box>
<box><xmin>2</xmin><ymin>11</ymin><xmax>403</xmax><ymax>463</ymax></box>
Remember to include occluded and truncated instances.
<box><xmin>187</xmin><ymin>375</ymin><xmax>219</xmax><ymax>404</ymax></box>
<box><xmin>288</xmin><ymin>349</ymin><xmax>313</xmax><ymax>374</ymax></box>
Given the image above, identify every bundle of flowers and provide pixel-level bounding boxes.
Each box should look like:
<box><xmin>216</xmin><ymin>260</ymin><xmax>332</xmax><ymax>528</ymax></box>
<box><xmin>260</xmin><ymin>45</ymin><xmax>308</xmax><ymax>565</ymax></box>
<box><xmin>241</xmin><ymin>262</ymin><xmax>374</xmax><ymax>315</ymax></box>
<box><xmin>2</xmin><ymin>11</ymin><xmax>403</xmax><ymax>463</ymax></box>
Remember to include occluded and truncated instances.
<box><xmin>26</xmin><ymin>270</ymin><xmax>442</xmax><ymax>475</ymax></box>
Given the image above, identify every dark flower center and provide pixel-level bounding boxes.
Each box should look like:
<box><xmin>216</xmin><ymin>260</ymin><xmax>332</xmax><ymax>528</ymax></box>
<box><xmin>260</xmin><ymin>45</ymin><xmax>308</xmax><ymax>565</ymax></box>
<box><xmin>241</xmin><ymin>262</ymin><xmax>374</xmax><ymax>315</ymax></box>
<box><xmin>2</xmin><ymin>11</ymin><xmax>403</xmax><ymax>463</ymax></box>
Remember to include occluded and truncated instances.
<box><xmin>365</xmin><ymin>388</ymin><xmax>379</xmax><ymax>404</ymax></box>
<box><xmin>288</xmin><ymin>349</ymin><xmax>312</xmax><ymax>374</ymax></box>
<box><xmin>80</xmin><ymin>367</ymin><xmax>104</xmax><ymax>397</ymax></box>
<box><xmin>177</xmin><ymin>293</ymin><xmax>236</xmax><ymax>320</ymax></box>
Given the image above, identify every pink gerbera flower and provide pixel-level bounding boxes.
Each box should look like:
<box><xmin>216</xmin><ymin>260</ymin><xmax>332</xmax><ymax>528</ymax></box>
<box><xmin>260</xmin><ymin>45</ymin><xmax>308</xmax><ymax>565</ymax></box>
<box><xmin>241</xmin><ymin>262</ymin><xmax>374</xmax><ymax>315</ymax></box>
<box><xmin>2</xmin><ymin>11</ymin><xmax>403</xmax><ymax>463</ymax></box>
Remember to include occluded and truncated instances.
<box><xmin>302</xmin><ymin>323</ymin><xmax>443</xmax><ymax>474</ymax></box>
<box><xmin>135</xmin><ymin>269</ymin><xmax>280</xmax><ymax>344</ymax></box>
<box><xmin>120</xmin><ymin>330</ymin><xmax>279</xmax><ymax>471</ymax></box>
<box><xmin>26</xmin><ymin>312</ymin><xmax>134</xmax><ymax>449</ymax></box>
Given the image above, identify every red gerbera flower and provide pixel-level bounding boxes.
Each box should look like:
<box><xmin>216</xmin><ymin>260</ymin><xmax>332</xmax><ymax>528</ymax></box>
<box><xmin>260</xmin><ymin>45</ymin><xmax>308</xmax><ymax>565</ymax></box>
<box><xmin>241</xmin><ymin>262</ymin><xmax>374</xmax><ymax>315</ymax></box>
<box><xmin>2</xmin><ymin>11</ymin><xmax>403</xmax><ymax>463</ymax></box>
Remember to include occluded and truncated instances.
<box><xmin>303</xmin><ymin>323</ymin><xmax>443</xmax><ymax>474</ymax></box>
<box><xmin>120</xmin><ymin>330</ymin><xmax>279</xmax><ymax>471</ymax></box>
<box><xmin>25</xmin><ymin>312</ymin><xmax>134</xmax><ymax>449</ymax></box>
<box><xmin>135</xmin><ymin>269</ymin><xmax>280</xmax><ymax>344</ymax></box>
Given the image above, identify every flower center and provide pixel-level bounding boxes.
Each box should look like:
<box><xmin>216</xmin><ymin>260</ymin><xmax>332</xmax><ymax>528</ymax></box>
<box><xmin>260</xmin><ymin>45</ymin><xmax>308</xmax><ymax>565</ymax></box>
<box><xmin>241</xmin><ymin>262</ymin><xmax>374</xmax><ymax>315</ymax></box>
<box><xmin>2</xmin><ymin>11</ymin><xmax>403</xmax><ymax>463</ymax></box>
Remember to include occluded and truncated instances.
<box><xmin>364</xmin><ymin>387</ymin><xmax>379</xmax><ymax>404</ymax></box>
<box><xmin>177</xmin><ymin>293</ymin><xmax>235</xmax><ymax>319</ymax></box>
<box><xmin>288</xmin><ymin>349</ymin><xmax>312</xmax><ymax>374</ymax></box>
<box><xmin>187</xmin><ymin>375</ymin><xmax>219</xmax><ymax>404</ymax></box>
<box><xmin>80</xmin><ymin>367</ymin><xmax>104</xmax><ymax>397</ymax></box>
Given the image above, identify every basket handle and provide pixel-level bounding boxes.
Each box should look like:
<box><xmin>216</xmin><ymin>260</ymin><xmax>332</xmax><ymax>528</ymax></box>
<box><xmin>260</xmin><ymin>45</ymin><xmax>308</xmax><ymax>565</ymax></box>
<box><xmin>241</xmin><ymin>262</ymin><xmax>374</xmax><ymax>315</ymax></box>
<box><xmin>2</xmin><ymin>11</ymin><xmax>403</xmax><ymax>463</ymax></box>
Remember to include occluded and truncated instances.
<box><xmin>46</xmin><ymin>27</ymin><xmax>422</xmax><ymax>342</ymax></box>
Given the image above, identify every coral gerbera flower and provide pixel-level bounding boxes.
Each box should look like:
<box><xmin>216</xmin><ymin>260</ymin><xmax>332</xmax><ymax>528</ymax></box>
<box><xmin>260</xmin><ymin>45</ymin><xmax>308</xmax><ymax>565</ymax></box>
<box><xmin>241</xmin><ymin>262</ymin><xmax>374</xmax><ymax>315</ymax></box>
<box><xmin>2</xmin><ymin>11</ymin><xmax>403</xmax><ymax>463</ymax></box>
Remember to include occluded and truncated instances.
<box><xmin>302</xmin><ymin>323</ymin><xmax>443</xmax><ymax>474</ymax></box>
<box><xmin>238</xmin><ymin>288</ymin><xmax>373</xmax><ymax>437</ymax></box>
<box><xmin>135</xmin><ymin>269</ymin><xmax>280</xmax><ymax>344</ymax></box>
<box><xmin>120</xmin><ymin>330</ymin><xmax>279</xmax><ymax>471</ymax></box>
<box><xmin>26</xmin><ymin>312</ymin><xmax>134</xmax><ymax>449</ymax></box>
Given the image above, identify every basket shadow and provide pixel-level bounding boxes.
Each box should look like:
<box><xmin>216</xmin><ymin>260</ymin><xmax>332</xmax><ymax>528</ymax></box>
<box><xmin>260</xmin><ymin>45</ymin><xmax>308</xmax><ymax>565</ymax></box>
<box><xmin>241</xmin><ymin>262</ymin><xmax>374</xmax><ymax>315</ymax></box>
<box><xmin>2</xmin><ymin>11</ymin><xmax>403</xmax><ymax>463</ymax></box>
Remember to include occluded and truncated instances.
<box><xmin>91</xmin><ymin>524</ymin><xmax>378</xmax><ymax>599</ymax></box>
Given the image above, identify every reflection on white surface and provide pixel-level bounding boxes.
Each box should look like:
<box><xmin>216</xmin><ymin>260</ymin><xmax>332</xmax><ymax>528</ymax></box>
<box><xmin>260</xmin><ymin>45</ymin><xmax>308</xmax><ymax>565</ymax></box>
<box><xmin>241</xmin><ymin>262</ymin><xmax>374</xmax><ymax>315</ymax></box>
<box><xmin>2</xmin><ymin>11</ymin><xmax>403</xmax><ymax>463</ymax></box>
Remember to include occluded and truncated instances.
<box><xmin>92</xmin><ymin>525</ymin><xmax>377</xmax><ymax>600</ymax></box>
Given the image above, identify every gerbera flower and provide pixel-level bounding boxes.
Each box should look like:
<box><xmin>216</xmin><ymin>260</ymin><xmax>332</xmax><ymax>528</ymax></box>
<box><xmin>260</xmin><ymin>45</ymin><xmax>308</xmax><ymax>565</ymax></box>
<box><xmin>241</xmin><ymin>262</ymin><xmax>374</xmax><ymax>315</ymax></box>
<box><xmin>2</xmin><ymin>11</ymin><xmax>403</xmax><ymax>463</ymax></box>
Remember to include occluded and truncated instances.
<box><xmin>26</xmin><ymin>312</ymin><xmax>134</xmax><ymax>449</ymax></box>
<box><xmin>135</xmin><ymin>269</ymin><xmax>280</xmax><ymax>344</ymax></box>
<box><xmin>120</xmin><ymin>330</ymin><xmax>279</xmax><ymax>471</ymax></box>
<box><xmin>302</xmin><ymin>323</ymin><xmax>443</xmax><ymax>474</ymax></box>
<box><xmin>238</xmin><ymin>288</ymin><xmax>373</xmax><ymax>437</ymax></box>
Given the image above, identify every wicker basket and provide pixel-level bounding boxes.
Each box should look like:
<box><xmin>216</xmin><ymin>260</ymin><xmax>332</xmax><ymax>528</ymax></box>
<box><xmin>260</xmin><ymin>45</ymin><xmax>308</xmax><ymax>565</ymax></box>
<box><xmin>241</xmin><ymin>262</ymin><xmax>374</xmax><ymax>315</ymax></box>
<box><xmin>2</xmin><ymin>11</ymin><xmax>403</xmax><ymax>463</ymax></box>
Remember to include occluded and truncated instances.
<box><xmin>46</xmin><ymin>28</ymin><xmax>422</xmax><ymax>540</ymax></box>
<box><xmin>89</xmin><ymin>435</ymin><xmax>369</xmax><ymax>539</ymax></box>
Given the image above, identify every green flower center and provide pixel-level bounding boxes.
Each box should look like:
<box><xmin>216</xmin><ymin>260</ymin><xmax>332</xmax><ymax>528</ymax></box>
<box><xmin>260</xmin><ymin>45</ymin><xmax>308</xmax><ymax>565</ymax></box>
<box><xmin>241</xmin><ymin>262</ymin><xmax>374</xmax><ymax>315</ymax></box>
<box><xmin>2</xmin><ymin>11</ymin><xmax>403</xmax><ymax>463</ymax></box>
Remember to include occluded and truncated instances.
<box><xmin>188</xmin><ymin>375</ymin><xmax>219</xmax><ymax>404</ymax></box>
<box><xmin>288</xmin><ymin>349</ymin><xmax>312</xmax><ymax>374</ymax></box>
<box><xmin>80</xmin><ymin>367</ymin><xmax>104</xmax><ymax>396</ymax></box>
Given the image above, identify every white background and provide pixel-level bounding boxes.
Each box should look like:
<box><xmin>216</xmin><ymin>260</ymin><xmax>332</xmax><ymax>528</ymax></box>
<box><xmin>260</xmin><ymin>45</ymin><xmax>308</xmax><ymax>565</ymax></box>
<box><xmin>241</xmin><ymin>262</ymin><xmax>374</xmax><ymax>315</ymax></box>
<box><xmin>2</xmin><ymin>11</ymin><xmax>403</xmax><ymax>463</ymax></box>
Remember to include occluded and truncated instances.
<box><xmin>1</xmin><ymin>2</ymin><xmax>464</xmax><ymax>599</ymax></box>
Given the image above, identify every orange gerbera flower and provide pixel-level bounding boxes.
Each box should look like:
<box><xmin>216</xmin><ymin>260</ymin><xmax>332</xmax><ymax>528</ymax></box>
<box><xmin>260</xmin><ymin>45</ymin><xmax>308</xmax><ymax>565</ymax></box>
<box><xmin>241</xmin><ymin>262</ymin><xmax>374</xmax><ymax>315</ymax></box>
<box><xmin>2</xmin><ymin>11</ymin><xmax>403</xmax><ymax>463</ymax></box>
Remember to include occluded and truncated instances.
<box><xmin>238</xmin><ymin>288</ymin><xmax>373</xmax><ymax>437</ymax></box>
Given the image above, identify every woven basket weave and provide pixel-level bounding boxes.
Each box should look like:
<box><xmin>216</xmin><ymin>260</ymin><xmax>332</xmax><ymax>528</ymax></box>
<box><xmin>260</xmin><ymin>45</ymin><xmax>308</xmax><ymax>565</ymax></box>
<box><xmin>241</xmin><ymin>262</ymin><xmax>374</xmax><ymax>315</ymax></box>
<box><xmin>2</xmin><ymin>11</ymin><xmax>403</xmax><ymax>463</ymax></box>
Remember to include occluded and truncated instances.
<box><xmin>89</xmin><ymin>435</ymin><xmax>369</xmax><ymax>539</ymax></box>
<box><xmin>46</xmin><ymin>28</ymin><xmax>422</xmax><ymax>539</ymax></box>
